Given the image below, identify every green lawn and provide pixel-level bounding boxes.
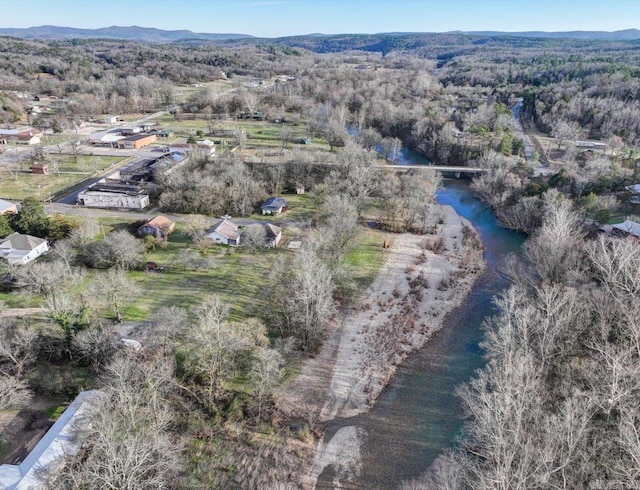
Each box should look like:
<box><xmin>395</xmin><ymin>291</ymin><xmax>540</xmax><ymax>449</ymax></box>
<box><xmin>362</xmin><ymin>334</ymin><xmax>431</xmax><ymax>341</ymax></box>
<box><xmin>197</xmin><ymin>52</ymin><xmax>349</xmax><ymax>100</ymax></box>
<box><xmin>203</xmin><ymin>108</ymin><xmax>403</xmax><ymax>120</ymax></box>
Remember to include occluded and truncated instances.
<box><xmin>122</xmin><ymin>230</ymin><xmax>285</xmax><ymax>322</ymax></box>
<box><xmin>250</xmin><ymin>193</ymin><xmax>322</xmax><ymax>223</ymax></box>
<box><xmin>0</xmin><ymin>172</ymin><xmax>81</xmax><ymax>201</ymax></box>
<box><xmin>0</xmin><ymin>155</ymin><xmax>127</xmax><ymax>201</ymax></box>
<box><xmin>345</xmin><ymin>227</ymin><xmax>392</xmax><ymax>289</ymax></box>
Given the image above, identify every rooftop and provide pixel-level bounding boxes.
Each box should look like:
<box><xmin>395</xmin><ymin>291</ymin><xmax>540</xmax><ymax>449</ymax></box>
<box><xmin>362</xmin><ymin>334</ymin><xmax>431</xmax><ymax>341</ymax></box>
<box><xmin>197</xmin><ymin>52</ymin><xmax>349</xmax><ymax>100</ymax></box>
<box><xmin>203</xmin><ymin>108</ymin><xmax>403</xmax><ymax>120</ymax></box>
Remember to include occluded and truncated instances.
<box><xmin>612</xmin><ymin>219</ymin><xmax>640</xmax><ymax>238</ymax></box>
<box><xmin>0</xmin><ymin>390</ymin><xmax>101</xmax><ymax>490</ymax></box>
<box><xmin>208</xmin><ymin>218</ymin><xmax>240</xmax><ymax>241</ymax></box>
<box><xmin>0</xmin><ymin>233</ymin><xmax>46</xmax><ymax>252</ymax></box>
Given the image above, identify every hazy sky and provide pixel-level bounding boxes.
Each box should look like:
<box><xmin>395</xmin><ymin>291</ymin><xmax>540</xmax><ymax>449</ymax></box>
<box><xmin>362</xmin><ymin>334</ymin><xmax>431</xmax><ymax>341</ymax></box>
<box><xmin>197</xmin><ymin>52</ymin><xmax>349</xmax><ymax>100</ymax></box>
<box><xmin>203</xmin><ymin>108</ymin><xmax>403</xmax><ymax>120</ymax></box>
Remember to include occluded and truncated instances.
<box><xmin>2</xmin><ymin>0</ymin><xmax>639</xmax><ymax>37</ymax></box>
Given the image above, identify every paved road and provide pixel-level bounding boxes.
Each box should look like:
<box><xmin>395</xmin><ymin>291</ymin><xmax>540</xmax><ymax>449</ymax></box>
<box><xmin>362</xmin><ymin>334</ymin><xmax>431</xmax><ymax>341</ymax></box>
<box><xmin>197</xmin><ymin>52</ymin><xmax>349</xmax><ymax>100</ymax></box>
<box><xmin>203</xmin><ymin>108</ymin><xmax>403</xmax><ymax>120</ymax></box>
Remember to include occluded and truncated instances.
<box><xmin>512</xmin><ymin>99</ymin><xmax>535</xmax><ymax>161</ymax></box>
<box><xmin>45</xmin><ymin>203</ymin><xmax>295</xmax><ymax>229</ymax></box>
<box><xmin>512</xmin><ymin>99</ymin><xmax>554</xmax><ymax>176</ymax></box>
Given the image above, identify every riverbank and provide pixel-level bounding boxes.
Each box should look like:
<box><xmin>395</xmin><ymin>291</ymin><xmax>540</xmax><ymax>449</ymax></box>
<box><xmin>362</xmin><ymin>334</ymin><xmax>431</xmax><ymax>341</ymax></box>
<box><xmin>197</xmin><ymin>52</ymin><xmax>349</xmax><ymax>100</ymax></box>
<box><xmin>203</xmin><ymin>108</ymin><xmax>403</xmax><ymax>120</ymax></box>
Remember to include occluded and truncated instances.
<box><xmin>276</xmin><ymin>202</ymin><xmax>485</xmax><ymax>488</ymax></box>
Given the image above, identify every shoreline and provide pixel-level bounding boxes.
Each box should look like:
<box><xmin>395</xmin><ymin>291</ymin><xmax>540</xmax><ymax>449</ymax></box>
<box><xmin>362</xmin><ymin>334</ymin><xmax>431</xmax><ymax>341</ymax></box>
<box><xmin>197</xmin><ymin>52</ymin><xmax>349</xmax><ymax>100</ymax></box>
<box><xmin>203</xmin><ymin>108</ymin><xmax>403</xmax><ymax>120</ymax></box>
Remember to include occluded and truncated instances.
<box><xmin>276</xmin><ymin>202</ymin><xmax>486</xmax><ymax>489</ymax></box>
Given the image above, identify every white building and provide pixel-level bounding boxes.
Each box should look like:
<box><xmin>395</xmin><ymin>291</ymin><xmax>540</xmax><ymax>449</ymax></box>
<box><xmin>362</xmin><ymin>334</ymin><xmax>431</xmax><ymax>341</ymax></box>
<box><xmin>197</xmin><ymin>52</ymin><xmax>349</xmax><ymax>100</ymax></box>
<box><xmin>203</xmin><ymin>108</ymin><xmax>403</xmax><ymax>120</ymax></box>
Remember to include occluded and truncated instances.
<box><xmin>88</xmin><ymin>131</ymin><xmax>124</xmax><ymax>146</ymax></box>
<box><xmin>104</xmin><ymin>115</ymin><xmax>119</xmax><ymax>124</ymax></box>
<box><xmin>0</xmin><ymin>233</ymin><xmax>49</xmax><ymax>265</ymax></box>
<box><xmin>77</xmin><ymin>180</ymin><xmax>150</xmax><ymax>209</ymax></box>
<box><xmin>0</xmin><ymin>391</ymin><xmax>101</xmax><ymax>489</ymax></box>
<box><xmin>205</xmin><ymin>218</ymin><xmax>241</xmax><ymax>246</ymax></box>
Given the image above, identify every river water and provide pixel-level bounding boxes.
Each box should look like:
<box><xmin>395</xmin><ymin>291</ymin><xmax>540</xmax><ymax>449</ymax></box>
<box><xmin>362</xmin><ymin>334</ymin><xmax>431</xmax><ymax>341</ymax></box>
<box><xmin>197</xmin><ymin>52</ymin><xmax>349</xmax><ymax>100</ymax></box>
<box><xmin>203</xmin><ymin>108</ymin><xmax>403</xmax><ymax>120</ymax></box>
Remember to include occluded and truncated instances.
<box><xmin>316</xmin><ymin>179</ymin><xmax>525</xmax><ymax>489</ymax></box>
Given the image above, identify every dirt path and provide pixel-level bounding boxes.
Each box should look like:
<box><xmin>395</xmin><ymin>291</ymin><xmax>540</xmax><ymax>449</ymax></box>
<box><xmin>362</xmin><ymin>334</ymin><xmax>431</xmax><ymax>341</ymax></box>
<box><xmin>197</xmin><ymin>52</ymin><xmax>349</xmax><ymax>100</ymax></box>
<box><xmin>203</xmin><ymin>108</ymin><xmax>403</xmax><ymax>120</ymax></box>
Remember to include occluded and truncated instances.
<box><xmin>276</xmin><ymin>203</ymin><xmax>485</xmax><ymax>488</ymax></box>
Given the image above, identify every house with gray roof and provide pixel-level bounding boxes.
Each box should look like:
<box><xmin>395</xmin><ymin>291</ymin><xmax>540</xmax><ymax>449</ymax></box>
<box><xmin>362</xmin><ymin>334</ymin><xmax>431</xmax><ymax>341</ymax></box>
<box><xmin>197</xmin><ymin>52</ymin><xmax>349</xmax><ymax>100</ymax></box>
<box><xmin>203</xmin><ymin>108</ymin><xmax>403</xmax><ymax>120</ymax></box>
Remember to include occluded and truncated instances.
<box><xmin>612</xmin><ymin>219</ymin><xmax>640</xmax><ymax>239</ymax></box>
<box><xmin>205</xmin><ymin>219</ymin><xmax>241</xmax><ymax>246</ymax></box>
<box><xmin>0</xmin><ymin>233</ymin><xmax>49</xmax><ymax>265</ymax></box>
<box><xmin>261</xmin><ymin>197</ymin><xmax>288</xmax><ymax>215</ymax></box>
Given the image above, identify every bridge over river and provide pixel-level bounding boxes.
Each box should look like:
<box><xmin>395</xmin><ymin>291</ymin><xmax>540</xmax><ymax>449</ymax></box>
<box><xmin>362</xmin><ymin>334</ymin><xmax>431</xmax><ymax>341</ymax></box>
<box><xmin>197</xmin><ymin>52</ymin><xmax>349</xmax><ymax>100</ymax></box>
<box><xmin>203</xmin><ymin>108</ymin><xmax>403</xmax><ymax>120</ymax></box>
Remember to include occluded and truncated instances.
<box><xmin>375</xmin><ymin>164</ymin><xmax>486</xmax><ymax>175</ymax></box>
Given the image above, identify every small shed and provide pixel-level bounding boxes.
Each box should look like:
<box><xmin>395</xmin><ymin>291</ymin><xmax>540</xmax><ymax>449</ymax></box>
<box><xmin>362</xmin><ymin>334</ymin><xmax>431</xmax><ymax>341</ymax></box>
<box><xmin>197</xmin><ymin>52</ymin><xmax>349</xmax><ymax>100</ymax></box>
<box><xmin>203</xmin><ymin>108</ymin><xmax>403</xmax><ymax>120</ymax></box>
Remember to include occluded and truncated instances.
<box><xmin>30</xmin><ymin>163</ymin><xmax>49</xmax><ymax>174</ymax></box>
<box><xmin>264</xmin><ymin>223</ymin><xmax>282</xmax><ymax>248</ymax></box>
<box><xmin>104</xmin><ymin>115</ymin><xmax>119</xmax><ymax>124</ymax></box>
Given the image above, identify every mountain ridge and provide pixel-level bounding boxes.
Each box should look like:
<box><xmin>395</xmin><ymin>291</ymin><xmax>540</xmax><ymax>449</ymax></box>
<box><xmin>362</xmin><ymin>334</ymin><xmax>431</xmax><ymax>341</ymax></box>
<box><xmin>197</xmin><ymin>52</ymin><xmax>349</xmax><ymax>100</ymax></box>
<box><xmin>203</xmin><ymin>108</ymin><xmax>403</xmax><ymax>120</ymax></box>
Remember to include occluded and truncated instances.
<box><xmin>0</xmin><ymin>25</ymin><xmax>253</xmax><ymax>42</ymax></box>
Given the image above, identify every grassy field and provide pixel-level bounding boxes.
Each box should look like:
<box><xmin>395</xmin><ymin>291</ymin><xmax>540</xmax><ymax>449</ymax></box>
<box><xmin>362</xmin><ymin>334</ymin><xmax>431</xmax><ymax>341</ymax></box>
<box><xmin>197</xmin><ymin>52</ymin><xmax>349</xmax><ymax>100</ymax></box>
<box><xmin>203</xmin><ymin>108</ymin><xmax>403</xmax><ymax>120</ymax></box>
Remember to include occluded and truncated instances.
<box><xmin>0</xmin><ymin>155</ymin><xmax>126</xmax><ymax>201</ymax></box>
<box><xmin>149</xmin><ymin>113</ymin><xmax>331</xmax><ymax>152</ymax></box>
<box><xmin>345</xmin><ymin>227</ymin><xmax>392</xmax><ymax>290</ymax></box>
<box><xmin>249</xmin><ymin>193</ymin><xmax>322</xmax><ymax>223</ymax></box>
<box><xmin>121</xmin><ymin>229</ymin><xmax>285</xmax><ymax>322</ymax></box>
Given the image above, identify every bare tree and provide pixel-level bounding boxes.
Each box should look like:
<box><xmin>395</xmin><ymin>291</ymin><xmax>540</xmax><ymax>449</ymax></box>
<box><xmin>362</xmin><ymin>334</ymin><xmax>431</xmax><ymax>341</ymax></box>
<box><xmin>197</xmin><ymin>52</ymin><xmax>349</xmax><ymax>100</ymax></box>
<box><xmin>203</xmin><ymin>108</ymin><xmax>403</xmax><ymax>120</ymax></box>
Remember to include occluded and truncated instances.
<box><xmin>50</xmin><ymin>356</ymin><xmax>182</xmax><ymax>489</ymax></box>
<box><xmin>0</xmin><ymin>321</ymin><xmax>38</xmax><ymax>377</ymax></box>
<box><xmin>11</xmin><ymin>260</ymin><xmax>85</xmax><ymax>309</ymax></box>
<box><xmin>251</xmin><ymin>346</ymin><xmax>284</xmax><ymax>420</ymax></box>
<box><xmin>524</xmin><ymin>190</ymin><xmax>584</xmax><ymax>284</ymax></box>
<box><xmin>242</xmin><ymin>224</ymin><xmax>267</xmax><ymax>252</ymax></box>
<box><xmin>0</xmin><ymin>375</ymin><xmax>32</xmax><ymax>410</ymax></box>
<box><xmin>551</xmin><ymin>119</ymin><xmax>580</xmax><ymax>151</ymax></box>
<box><xmin>286</xmin><ymin>245</ymin><xmax>335</xmax><ymax>349</ymax></box>
<box><xmin>318</xmin><ymin>194</ymin><xmax>359</xmax><ymax>265</ymax></box>
<box><xmin>180</xmin><ymin>295</ymin><xmax>267</xmax><ymax>409</ymax></box>
<box><xmin>88</xmin><ymin>269</ymin><xmax>139</xmax><ymax>323</ymax></box>
<box><xmin>181</xmin><ymin>214</ymin><xmax>209</xmax><ymax>244</ymax></box>
<box><xmin>86</xmin><ymin>230</ymin><xmax>146</xmax><ymax>270</ymax></box>
<box><xmin>69</xmin><ymin>219</ymin><xmax>100</xmax><ymax>253</ymax></box>
<box><xmin>587</xmin><ymin>235</ymin><xmax>640</xmax><ymax>299</ymax></box>
<box><xmin>148</xmin><ymin>306</ymin><xmax>188</xmax><ymax>355</ymax></box>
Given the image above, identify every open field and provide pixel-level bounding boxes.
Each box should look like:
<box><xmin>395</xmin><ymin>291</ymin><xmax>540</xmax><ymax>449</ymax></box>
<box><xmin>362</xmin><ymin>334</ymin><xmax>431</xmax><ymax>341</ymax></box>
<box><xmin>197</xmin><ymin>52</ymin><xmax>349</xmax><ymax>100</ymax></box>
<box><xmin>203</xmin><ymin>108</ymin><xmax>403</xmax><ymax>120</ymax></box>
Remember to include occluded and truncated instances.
<box><xmin>0</xmin><ymin>155</ymin><xmax>126</xmax><ymax>201</ymax></box>
<box><xmin>122</xmin><ymin>229</ymin><xmax>284</xmax><ymax>322</ymax></box>
<box><xmin>249</xmin><ymin>193</ymin><xmax>322</xmax><ymax>223</ymax></box>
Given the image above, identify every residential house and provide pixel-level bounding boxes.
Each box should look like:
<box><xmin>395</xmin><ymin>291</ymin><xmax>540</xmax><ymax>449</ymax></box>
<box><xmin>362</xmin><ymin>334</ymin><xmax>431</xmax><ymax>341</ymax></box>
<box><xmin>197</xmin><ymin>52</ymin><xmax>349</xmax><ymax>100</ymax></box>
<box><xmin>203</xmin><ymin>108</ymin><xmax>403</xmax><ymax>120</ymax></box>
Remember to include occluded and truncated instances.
<box><xmin>0</xmin><ymin>128</ymin><xmax>41</xmax><ymax>145</ymax></box>
<box><xmin>77</xmin><ymin>180</ymin><xmax>150</xmax><ymax>209</ymax></box>
<box><xmin>261</xmin><ymin>196</ymin><xmax>288</xmax><ymax>215</ymax></box>
<box><xmin>626</xmin><ymin>184</ymin><xmax>640</xmax><ymax>204</ymax></box>
<box><xmin>0</xmin><ymin>233</ymin><xmax>49</xmax><ymax>265</ymax></box>
<box><xmin>0</xmin><ymin>199</ymin><xmax>18</xmax><ymax>215</ymax></box>
<box><xmin>170</xmin><ymin>138</ymin><xmax>216</xmax><ymax>156</ymax></box>
<box><xmin>116</xmin><ymin>133</ymin><xmax>157</xmax><ymax>150</ymax></box>
<box><xmin>0</xmin><ymin>390</ymin><xmax>101</xmax><ymax>490</ymax></box>
<box><xmin>205</xmin><ymin>218</ymin><xmax>241</xmax><ymax>246</ymax></box>
<box><xmin>264</xmin><ymin>223</ymin><xmax>282</xmax><ymax>248</ymax></box>
<box><xmin>612</xmin><ymin>219</ymin><xmax>640</xmax><ymax>240</ymax></box>
<box><xmin>138</xmin><ymin>215</ymin><xmax>176</xmax><ymax>238</ymax></box>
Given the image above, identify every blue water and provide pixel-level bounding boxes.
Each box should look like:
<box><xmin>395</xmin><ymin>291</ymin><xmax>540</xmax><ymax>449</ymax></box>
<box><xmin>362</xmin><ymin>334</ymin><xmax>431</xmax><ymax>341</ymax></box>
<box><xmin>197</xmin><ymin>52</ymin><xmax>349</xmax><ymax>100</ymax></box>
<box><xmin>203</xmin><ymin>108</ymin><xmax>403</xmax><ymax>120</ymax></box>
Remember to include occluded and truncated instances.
<box><xmin>316</xmin><ymin>179</ymin><xmax>525</xmax><ymax>489</ymax></box>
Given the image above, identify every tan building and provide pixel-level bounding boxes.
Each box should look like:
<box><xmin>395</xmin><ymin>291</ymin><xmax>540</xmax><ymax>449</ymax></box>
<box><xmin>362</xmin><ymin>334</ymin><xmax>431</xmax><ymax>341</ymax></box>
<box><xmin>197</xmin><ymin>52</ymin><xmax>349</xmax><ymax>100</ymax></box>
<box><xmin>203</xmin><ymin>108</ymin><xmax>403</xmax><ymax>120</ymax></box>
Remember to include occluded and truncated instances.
<box><xmin>0</xmin><ymin>199</ymin><xmax>18</xmax><ymax>215</ymax></box>
<box><xmin>116</xmin><ymin>133</ymin><xmax>157</xmax><ymax>150</ymax></box>
<box><xmin>0</xmin><ymin>128</ymin><xmax>41</xmax><ymax>145</ymax></box>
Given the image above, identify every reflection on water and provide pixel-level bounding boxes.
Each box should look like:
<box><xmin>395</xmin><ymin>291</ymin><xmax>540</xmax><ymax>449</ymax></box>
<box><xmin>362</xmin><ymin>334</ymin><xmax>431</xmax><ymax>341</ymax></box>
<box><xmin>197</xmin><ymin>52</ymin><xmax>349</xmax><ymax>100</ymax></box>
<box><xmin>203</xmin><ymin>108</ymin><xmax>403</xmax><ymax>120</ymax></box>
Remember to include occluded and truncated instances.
<box><xmin>316</xmin><ymin>179</ymin><xmax>525</xmax><ymax>489</ymax></box>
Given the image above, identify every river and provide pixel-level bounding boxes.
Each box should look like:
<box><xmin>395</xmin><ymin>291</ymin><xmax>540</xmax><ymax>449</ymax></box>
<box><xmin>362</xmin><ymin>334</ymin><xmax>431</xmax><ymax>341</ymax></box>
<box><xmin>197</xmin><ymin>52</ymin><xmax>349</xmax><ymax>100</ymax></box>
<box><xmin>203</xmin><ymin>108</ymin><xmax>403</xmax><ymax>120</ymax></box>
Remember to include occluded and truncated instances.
<box><xmin>316</xmin><ymin>178</ymin><xmax>525</xmax><ymax>489</ymax></box>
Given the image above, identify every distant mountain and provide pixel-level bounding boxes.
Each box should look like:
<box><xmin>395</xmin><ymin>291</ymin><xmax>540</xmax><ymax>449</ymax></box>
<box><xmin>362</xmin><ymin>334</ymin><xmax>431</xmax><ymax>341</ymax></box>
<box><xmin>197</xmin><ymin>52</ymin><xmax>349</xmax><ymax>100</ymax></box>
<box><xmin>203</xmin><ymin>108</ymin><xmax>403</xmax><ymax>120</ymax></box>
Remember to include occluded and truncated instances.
<box><xmin>461</xmin><ymin>29</ymin><xmax>640</xmax><ymax>41</ymax></box>
<box><xmin>0</xmin><ymin>25</ymin><xmax>638</xmax><ymax>45</ymax></box>
<box><xmin>0</xmin><ymin>25</ymin><xmax>253</xmax><ymax>42</ymax></box>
